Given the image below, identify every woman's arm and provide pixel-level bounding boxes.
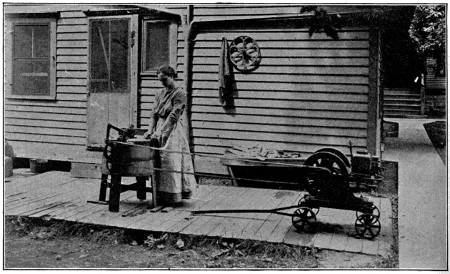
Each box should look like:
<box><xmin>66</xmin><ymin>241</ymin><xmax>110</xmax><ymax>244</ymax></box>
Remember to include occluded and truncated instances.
<box><xmin>157</xmin><ymin>90</ymin><xmax>186</xmax><ymax>144</ymax></box>
<box><xmin>144</xmin><ymin>92</ymin><xmax>160</xmax><ymax>139</ymax></box>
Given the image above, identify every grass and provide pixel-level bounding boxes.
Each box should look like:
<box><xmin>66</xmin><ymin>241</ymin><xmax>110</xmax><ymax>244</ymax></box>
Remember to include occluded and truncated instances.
<box><xmin>5</xmin><ymin>216</ymin><xmax>321</xmax><ymax>269</ymax></box>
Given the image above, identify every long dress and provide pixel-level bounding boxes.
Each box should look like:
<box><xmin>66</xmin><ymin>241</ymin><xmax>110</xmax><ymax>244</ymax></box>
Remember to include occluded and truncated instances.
<box><xmin>149</xmin><ymin>86</ymin><xmax>197</xmax><ymax>204</ymax></box>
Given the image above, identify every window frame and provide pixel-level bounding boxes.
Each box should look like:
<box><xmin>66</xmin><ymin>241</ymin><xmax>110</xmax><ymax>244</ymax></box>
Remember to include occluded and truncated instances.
<box><xmin>141</xmin><ymin>19</ymin><xmax>178</xmax><ymax>76</ymax></box>
<box><xmin>6</xmin><ymin>17</ymin><xmax>57</xmax><ymax>100</ymax></box>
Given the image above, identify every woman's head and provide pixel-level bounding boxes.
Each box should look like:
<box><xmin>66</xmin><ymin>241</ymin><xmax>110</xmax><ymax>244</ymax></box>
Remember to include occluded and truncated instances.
<box><xmin>157</xmin><ymin>66</ymin><xmax>177</xmax><ymax>87</ymax></box>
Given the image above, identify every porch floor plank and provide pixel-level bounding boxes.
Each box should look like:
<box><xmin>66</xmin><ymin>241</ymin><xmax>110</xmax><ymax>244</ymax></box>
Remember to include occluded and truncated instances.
<box><xmin>4</xmin><ymin>171</ymin><xmax>393</xmax><ymax>257</ymax></box>
<box><xmin>195</xmin><ymin>187</ymin><xmax>252</xmax><ymax>237</ymax></box>
<box><xmin>238</xmin><ymin>189</ymin><xmax>288</xmax><ymax>240</ymax></box>
<box><xmin>178</xmin><ymin>186</ymin><xmax>243</xmax><ymax>235</ymax></box>
<box><xmin>251</xmin><ymin>191</ymin><xmax>299</xmax><ymax>242</ymax></box>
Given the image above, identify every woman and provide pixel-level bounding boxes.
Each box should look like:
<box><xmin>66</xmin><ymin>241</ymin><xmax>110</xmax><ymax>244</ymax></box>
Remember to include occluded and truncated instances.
<box><xmin>144</xmin><ymin>66</ymin><xmax>197</xmax><ymax>205</ymax></box>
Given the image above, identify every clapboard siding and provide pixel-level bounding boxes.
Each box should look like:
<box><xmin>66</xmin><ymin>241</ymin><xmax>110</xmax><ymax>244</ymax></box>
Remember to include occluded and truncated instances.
<box><xmin>189</xmin><ymin>22</ymin><xmax>370</xmax><ymax>173</ymax></box>
<box><xmin>193</xmin><ymin>90</ymin><xmax>368</xmax><ymax>102</ymax></box>
<box><xmin>194</xmin><ymin>131</ymin><xmax>366</xmax><ymax>147</ymax></box>
<box><xmin>5</xmin><ymin>118</ymin><xmax>86</xmax><ymax>130</ymax></box>
<box><xmin>190</xmin><ymin>105</ymin><xmax>368</xmax><ymax>120</ymax></box>
<box><xmin>193</xmin><ymin>65</ymin><xmax>369</xmax><ymax>76</ymax></box>
<box><xmin>192</xmin><ymin>121</ymin><xmax>367</xmax><ymax>137</ymax></box>
<box><xmin>5</xmin><ymin>98</ymin><xmax>86</xmax><ymax>107</ymax></box>
<box><xmin>196</xmin><ymin>30</ymin><xmax>369</xmax><ymax>40</ymax></box>
<box><xmin>191</xmin><ymin>5</ymin><xmax>376</xmax><ymax>22</ymax></box>
<box><xmin>5</xmin><ymin>111</ymin><xmax>86</xmax><ymax>122</ymax></box>
<box><xmin>192</xmin><ymin>140</ymin><xmax>360</xmax><ymax>156</ymax></box>
<box><xmin>195</xmin><ymin>40</ymin><xmax>370</xmax><ymax>49</ymax></box>
<box><xmin>191</xmin><ymin>57</ymin><xmax>369</xmax><ymax>67</ymax></box>
<box><xmin>7</xmin><ymin>133</ymin><xmax>86</xmax><ymax>146</ymax></box>
<box><xmin>191</xmin><ymin>98</ymin><xmax>367</xmax><ymax>112</ymax></box>
<box><xmin>5</xmin><ymin>125</ymin><xmax>86</xmax><ymax>138</ymax></box>
<box><xmin>5</xmin><ymin>4</ymin><xmax>382</xmax><ymax>178</ymax></box>
<box><xmin>187</xmin><ymin>48</ymin><xmax>369</xmax><ymax>58</ymax></box>
<box><xmin>193</xmin><ymin>81</ymin><xmax>368</xmax><ymax>93</ymax></box>
<box><xmin>4</xmin><ymin>10</ymin><xmax>89</xmax><ymax>159</ymax></box>
<box><xmin>4</xmin><ymin>105</ymin><xmax>86</xmax><ymax>115</ymax></box>
<box><xmin>57</xmin><ymin>32</ymin><xmax>88</xmax><ymax>41</ymax></box>
<box><xmin>191</xmin><ymin>113</ymin><xmax>367</xmax><ymax>128</ymax></box>
<box><xmin>193</xmin><ymin>72</ymin><xmax>368</xmax><ymax>85</ymax></box>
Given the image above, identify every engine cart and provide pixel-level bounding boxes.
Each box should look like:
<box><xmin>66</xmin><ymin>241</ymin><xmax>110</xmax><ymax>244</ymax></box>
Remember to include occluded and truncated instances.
<box><xmin>194</xmin><ymin>142</ymin><xmax>382</xmax><ymax>239</ymax></box>
<box><xmin>98</xmin><ymin>124</ymin><xmax>158</xmax><ymax>212</ymax></box>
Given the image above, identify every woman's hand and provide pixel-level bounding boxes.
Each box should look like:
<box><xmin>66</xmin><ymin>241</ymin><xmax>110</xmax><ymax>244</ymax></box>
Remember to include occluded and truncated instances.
<box><xmin>151</xmin><ymin>131</ymin><xmax>161</xmax><ymax>140</ymax></box>
<box><xmin>161</xmin><ymin>134</ymin><xmax>169</xmax><ymax>146</ymax></box>
<box><xmin>149</xmin><ymin>131</ymin><xmax>162</xmax><ymax>147</ymax></box>
<box><xmin>143</xmin><ymin>131</ymin><xmax>152</xmax><ymax>139</ymax></box>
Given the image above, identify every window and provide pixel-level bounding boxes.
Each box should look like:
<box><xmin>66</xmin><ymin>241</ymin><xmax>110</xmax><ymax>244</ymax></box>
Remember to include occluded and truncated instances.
<box><xmin>6</xmin><ymin>18</ymin><xmax>56</xmax><ymax>99</ymax></box>
<box><xmin>142</xmin><ymin>21</ymin><xmax>172</xmax><ymax>74</ymax></box>
<box><xmin>89</xmin><ymin>18</ymin><xmax>130</xmax><ymax>93</ymax></box>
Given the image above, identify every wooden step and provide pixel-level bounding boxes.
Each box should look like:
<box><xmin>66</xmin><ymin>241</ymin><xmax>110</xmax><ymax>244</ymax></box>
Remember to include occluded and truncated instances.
<box><xmin>384</xmin><ymin>103</ymin><xmax>421</xmax><ymax>110</ymax></box>
<box><xmin>384</xmin><ymin>113</ymin><xmax>427</xmax><ymax>118</ymax></box>
<box><xmin>384</xmin><ymin>94</ymin><xmax>421</xmax><ymax>100</ymax></box>
<box><xmin>384</xmin><ymin>88</ymin><xmax>420</xmax><ymax>96</ymax></box>
<box><xmin>384</xmin><ymin>98</ymin><xmax>421</xmax><ymax>104</ymax></box>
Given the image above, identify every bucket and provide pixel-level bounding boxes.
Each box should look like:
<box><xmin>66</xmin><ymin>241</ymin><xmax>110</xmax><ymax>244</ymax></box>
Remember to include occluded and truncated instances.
<box><xmin>4</xmin><ymin>156</ymin><xmax>13</xmax><ymax>177</ymax></box>
<box><xmin>30</xmin><ymin>159</ymin><xmax>48</xmax><ymax>173</ymax></box>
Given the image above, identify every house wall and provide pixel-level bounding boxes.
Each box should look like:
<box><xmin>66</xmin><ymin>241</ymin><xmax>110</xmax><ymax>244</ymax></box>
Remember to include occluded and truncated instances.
<box><xmin>4</xmin><ymin>6</ymin><xmax>187</xmax><ymax>163</ymax></box>
<box><xmin>4</xmin><ymin>10</ymin><xmax>97</xmax><ymax>161</ymax></box>
<box><xmin>4</xmin><ymin>4</ymin><xmax>380</xmax><ymax>178</ymax></box>
<box><xmin>180</xmin><ymin>5</ymin><xmax>372</xmax><ymax>174</ymax></box>
<box><xmin>138</xmin><ymin>5</ymin><xmax>187</xmax><ymax>130</ymax></box>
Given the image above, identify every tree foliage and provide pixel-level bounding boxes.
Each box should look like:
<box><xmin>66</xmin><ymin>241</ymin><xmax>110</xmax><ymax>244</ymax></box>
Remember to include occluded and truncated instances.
<box><xmin>300</xmin><ymin>6</ymin><xmax>341</xmax><ymax>40</ymax></box>
<box><xmin>409</xmin><ymin>5</ymin><xmax>445</xmax><ymax>62</ymax></box>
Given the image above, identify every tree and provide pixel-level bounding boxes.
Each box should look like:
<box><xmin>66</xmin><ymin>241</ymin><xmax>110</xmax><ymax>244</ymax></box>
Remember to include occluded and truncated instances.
<box><xmin>409</xmin><ymin>5</ymin><xmax>446</xmax><ymax>74</ymax></box>
<box><xmin>300</xmin><ymin>6</ymin><xmax>340</xmax><ymax>40</ymax></box>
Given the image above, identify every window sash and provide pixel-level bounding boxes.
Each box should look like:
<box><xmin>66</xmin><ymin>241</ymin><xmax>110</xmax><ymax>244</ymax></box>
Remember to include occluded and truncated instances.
<box><xmin>89</xmin><ymin>18</ymin><xmax>130</xmax><ymax>94</ymax></box>
<box><xmin>142</xmin><ymin>20</ymin><xmax>171</xmax><ymax>74</ymax></box>
<box><xmin>6</xmin><ymin>18</ymin><xmax>56</xmax><ymax>100</ymax></box>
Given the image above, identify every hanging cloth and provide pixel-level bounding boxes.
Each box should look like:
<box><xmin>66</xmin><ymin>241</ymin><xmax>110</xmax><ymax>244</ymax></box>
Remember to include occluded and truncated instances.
<box><xmin>218</xmin><ymin>37</ymin><xmax>233</xmax><ymax>107</ymax></box>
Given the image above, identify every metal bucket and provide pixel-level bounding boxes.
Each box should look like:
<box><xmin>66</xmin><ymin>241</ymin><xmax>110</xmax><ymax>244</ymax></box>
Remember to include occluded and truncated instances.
<box><xmin>101</xmin><ymin>140</ymin><xmax>155</xmax><ymax>176</ymax></box>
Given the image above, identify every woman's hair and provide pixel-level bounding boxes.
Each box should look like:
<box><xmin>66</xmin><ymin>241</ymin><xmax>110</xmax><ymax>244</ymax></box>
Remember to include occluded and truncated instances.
<box><xmin>157</xmin><ymin>65</ymin><xmax>177</xmax><ymax>78</ymax></box>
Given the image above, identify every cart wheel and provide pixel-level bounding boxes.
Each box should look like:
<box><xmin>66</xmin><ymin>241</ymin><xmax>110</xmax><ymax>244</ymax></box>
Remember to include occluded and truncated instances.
<box><xmin>356</xmin><ymin>205</ymin><xmax>380</xmax><ymax>218</ymax></box>
<box><xmin>229</xmin><ymin>36</ymin><xmax>261</xmax><ymax>72</ymax></box>
<box><xmin>292</xmin><ymin>207</ymin><xmax>317</xmax><ymax>233</ymax></box>
<box><xmin>314</xmin><ymin>148</ymin><xmax>351</xmax><ymax>168</ymax></box>
<box><xmin>304</xmin><ymin>151</ymin><xmax>349</xmax><ymax>176</ymax></box>
<box><xmin>297</xmin><ymin>197</ymin><xmax>320</xmax><ymax>215</ymax></box>
<box><xmin>355</xmin><ymin>213</ymin><xmax>381</xmax><ymax>239</ymax></box>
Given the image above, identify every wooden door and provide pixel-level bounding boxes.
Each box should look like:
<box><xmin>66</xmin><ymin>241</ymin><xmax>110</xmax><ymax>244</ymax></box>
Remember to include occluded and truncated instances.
<box><xmin>87</xmin><ymin>15</ymin><xmax>138</xmax><ymax>149</ymax></box>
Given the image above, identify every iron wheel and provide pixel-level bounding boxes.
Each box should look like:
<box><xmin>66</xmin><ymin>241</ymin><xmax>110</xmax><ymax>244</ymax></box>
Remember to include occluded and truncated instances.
<box><xmin>297</xmin><ymin>196</ymin><xmax>320</xmax><ymax>215</ymax></box>
<box><xmin>355</xmin><ymin>213</ymin><xmax>381</xmax><ymax>239</ymax></box>
<box><xmin>292</xmin><ymin>207</ymin><xmax>317</xmax><ymax>233</ymax></box>
<box><xmin>356</xmin><ymin>205</ymin><xmax>380</xmax><ymax>218</ymax></box>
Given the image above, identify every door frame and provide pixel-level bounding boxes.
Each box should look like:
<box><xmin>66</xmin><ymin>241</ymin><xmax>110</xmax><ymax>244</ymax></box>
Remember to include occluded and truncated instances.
<box><xmin>86</xmin><ymin>14</ymin><xmax>139</xmax><ymax>148</ymax></box>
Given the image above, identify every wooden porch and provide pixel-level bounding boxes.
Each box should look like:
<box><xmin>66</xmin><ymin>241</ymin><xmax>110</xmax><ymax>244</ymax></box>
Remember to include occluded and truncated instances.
<box><xmin>5</xmin><ymin>171</ymin><xmax>392</xmax><ymax>257</ymax></box>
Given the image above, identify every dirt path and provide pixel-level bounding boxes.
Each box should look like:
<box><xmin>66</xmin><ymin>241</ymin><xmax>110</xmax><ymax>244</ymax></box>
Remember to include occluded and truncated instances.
<box><xmin>4</xmin><ymin>217</ymin><xmax>391</xmax><ymax>269</ymax></box>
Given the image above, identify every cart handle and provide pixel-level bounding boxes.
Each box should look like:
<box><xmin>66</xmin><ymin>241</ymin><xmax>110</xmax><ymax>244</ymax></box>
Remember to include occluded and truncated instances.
<box><xmin>192</xmin><ymin>205</ymin><xmax>300</xmax><ymax>217</ymax></box>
